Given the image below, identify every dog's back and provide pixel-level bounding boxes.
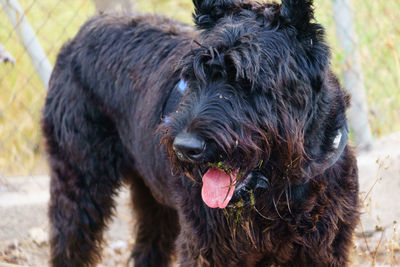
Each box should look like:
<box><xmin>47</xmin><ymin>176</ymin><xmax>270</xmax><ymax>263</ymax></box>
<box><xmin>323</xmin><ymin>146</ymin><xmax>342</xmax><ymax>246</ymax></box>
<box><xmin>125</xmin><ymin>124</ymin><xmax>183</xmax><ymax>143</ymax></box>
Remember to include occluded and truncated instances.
<box><xmin>42</xmin><ymin>14</ymin><xmax>196</xmax><ymax>266</ymax></box>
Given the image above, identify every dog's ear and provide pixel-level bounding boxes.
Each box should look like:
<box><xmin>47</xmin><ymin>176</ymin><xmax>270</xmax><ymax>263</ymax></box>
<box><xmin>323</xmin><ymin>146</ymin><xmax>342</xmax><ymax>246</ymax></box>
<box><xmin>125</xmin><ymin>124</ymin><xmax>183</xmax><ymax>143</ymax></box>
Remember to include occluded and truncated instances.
<box><xmin>280</xmin><ymin>0</ymin><xmax>330</xmax><ymax>92</ymax></box>
<box><xmin>280</xmin><ymin>0</ymin><xmax>314</xmax><ymax>31</ymax></box>
<box><xmin>193</xmin><ymin>0</ymin><xmax>239</xmax><ymax>30</ymax></box>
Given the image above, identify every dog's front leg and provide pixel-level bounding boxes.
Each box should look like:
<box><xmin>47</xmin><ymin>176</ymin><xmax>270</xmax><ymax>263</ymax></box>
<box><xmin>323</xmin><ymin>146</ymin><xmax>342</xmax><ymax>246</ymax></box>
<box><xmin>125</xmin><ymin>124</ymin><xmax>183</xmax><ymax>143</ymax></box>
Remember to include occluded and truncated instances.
<box><xmin>175</xmin><ymin>222</ymin><xmax>242</xmax><ymax>267</ymax></box>
<box><xmin>174</xmin><ymin>230</ymin><xmax>199</xmax><ymax>267</ymax></box>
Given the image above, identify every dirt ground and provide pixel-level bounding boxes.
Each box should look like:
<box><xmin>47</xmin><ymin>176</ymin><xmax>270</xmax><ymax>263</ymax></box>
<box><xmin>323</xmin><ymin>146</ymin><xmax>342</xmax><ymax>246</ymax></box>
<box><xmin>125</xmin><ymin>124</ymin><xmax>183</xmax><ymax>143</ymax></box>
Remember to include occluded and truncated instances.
<box><xmin>0</xmin><ymin>133</ymin><xmax>399</xmax><ymax>267</ymax></box>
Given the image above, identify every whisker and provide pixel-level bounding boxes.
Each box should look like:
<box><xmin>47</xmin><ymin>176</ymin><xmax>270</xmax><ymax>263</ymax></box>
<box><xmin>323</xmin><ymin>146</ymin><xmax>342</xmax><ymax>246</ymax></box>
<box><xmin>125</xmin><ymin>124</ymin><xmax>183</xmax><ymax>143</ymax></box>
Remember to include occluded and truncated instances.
<box><xmin>253</xmin><ymin>205</ymin><xmax>275</xmax><ymax>221</ymax></box>
<box><xmin>285</xmin><ymin>187</ymin><xmax>292</xmax><ymax>215</ymax></box>
<box><xmin>272</xmin><ymin>196</ymin><xmax>283</xmax><ymax>219</ymax></box>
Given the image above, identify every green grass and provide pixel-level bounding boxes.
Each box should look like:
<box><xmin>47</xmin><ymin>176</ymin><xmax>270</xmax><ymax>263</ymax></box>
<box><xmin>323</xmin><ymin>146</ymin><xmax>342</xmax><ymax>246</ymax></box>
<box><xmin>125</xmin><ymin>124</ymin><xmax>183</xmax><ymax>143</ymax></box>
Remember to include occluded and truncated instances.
<box><xmin>0</xmin><ymin>0</ymin><xmax>399</xmax><ymax>175</ymax></box>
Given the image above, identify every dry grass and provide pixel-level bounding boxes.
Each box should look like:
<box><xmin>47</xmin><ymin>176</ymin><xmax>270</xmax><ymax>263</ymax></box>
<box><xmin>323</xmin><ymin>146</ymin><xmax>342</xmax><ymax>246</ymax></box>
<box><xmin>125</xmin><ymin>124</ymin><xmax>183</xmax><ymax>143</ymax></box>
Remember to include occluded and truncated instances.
<box><xmin>0</xmin><ymin>0</ymin><xmax>96</xmax><ymax>175</ymax></box>
<box><xmin>351</xmin><ymin>155</ymin><xmax>400</xmax><ymax>266</ymax></box>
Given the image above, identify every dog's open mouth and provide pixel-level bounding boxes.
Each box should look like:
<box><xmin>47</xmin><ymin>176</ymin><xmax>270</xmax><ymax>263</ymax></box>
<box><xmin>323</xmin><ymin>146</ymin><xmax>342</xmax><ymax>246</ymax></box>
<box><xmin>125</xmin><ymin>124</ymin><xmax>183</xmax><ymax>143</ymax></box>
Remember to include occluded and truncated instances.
<box><xmin>199</xmin><ymin>163</ymin><xmax>269</xmax><ymax>209</ymax></box>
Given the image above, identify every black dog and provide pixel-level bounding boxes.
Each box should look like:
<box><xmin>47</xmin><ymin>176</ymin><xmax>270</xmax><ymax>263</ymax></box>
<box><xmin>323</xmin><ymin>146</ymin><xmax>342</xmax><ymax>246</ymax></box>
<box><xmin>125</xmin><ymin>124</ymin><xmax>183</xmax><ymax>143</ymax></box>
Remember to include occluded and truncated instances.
<box><xmin>42</xmin><ymin>0</ymin><xmax>359</xmax><ymax>266</ymax></box>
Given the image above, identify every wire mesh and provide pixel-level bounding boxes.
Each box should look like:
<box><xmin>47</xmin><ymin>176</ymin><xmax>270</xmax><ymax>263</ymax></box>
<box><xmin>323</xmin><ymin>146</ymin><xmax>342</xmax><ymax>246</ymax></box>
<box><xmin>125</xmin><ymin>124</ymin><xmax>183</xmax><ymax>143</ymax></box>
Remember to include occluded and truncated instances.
<box><xmin>0</xmin><ymin>0</ymin><xmax>399</xmax><ymax>177</ymax></box>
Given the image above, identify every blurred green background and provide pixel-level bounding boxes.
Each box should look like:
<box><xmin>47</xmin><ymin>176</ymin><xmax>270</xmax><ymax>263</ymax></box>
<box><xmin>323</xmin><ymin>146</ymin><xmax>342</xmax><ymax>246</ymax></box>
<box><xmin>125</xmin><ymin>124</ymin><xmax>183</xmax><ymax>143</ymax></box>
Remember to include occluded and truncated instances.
<box><xmin>0</xmin><ymin>0</ymin><xmax>399</xmax><ymax>175</ymax></box>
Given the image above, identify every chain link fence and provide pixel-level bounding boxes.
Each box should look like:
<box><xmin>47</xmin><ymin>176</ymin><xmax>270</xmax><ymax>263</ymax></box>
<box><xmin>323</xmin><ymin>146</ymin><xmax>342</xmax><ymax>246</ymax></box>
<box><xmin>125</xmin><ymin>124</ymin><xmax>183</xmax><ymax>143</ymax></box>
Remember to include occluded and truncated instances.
<box><xmin>0</xmin><ymin>0</ymin><xmax>399</xmax><ymax>177</ymax></box>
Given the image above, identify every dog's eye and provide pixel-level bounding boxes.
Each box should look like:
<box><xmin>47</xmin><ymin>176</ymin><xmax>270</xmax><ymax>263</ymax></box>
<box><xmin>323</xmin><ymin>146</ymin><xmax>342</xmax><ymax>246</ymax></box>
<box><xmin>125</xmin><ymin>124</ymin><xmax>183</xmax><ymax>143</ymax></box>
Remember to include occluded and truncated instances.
<box><xmin>177</xmin><ymin>79</ymin><xmax>188</xmax><ymax>93</ymax></box>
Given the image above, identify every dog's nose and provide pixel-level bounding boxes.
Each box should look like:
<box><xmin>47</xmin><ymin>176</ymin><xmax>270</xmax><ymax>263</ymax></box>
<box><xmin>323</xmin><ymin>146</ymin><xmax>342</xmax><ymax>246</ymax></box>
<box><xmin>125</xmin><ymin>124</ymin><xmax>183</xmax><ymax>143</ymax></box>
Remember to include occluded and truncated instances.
<box><xmin>173</xmin><ymin>133</ymin><xmax>206</xmax><ymax>162</ymax></box>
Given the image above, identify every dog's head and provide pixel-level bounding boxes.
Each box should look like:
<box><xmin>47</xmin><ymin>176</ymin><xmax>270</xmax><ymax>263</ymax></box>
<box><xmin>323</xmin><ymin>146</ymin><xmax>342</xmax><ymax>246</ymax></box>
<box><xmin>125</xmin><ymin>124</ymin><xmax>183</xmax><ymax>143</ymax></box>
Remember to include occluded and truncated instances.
<box><xmin>159</xmin><ymin>0</ymin><xmax>349</xmax><ymax>209</ymax></box>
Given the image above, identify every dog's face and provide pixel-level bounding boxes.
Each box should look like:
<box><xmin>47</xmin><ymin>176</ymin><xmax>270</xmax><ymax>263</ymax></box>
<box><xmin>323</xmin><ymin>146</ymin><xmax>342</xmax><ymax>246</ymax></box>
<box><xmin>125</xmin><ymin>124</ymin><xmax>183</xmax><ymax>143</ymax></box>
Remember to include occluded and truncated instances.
<box><xmin>160</xmin><ymin>0</ymin><xmax>337</xmax><ymax>209</ymax></box>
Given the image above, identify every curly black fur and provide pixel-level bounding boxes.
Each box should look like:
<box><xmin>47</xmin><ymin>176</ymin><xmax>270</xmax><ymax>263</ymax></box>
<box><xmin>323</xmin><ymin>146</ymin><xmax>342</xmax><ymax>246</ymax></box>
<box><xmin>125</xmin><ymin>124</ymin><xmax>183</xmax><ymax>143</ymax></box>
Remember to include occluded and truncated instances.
<box><xmin>42</xmin><ymin>1</ymin><xmax>359</xmax><ymax>266</ymax></box>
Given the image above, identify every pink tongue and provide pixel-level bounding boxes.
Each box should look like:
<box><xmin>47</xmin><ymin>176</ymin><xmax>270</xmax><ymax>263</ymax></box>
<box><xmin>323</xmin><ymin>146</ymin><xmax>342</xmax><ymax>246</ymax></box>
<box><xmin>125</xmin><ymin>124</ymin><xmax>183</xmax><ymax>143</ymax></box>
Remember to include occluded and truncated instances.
<box><xmin>201</xmin><ymin>168</ymin><xmax>237</xmax><ymax>209</ymax></box>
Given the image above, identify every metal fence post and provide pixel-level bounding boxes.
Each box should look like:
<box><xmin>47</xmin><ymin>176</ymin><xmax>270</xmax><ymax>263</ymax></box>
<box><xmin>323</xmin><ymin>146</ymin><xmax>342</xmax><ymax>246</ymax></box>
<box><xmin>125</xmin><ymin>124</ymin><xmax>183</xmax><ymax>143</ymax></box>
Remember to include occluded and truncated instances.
<box><xmin>332</xmin><ymin>0</ymin><xmax>373</xmax><ymax>150</ymax></box>
<box><xmin>93</xmin><ymin>0</ymin><xmax>135</xmax><ymax>13</ymax></box>
<box><xmin>1</xmin><ymin>0</ymin><xmax>52</xmax><ymax>89</ymax></box>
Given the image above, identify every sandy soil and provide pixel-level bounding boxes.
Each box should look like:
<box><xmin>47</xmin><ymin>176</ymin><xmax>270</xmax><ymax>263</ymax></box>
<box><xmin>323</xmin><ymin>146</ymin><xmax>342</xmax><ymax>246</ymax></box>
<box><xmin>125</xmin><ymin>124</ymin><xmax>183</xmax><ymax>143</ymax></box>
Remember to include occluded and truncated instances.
<box><xmin>0</xmin><ymin>133</ymin><xmax>399</xmax><ymax>266</ymax></box>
